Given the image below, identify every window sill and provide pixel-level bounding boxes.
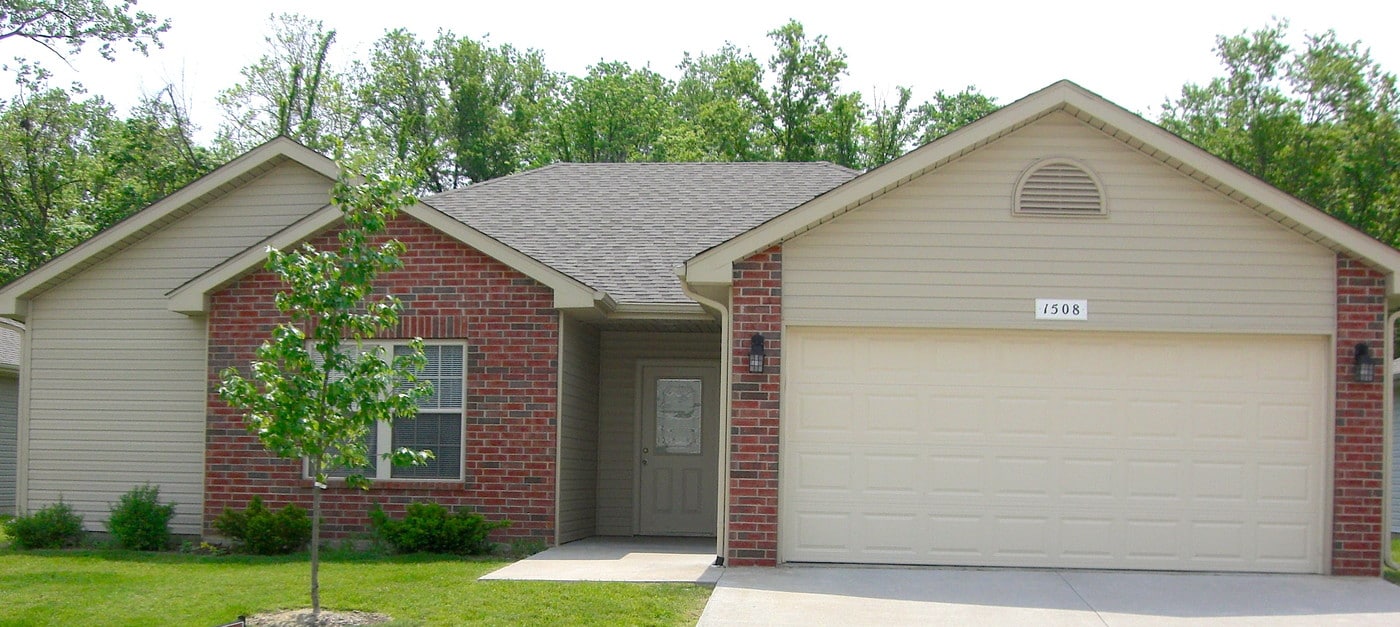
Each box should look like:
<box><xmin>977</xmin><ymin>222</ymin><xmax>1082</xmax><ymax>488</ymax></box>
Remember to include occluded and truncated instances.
<box><xmin>317</xmin><ymin>479</ymin><xmax>467</xmax><ymax>491</ymax></box>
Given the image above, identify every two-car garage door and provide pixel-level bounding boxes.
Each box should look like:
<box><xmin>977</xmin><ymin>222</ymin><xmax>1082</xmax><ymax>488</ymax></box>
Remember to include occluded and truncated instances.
<box><xmin>781</xmin><ymin>328</ymin><xmax>1328</xmax><ymax>573</ymax></box>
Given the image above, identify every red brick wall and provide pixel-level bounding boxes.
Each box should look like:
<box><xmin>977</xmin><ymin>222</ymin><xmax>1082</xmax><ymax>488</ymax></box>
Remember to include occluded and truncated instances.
<box><xmin>1332</xmin><ymin>253</ymin><xmax>1387</xmax><ymax>576</ymax></box>
<box><xmin>727</xmin><ymin>245</ymin><xmax>782</xmax><ymax>566</ymax></box>
<box><xmin>205</xmin><ymin>213</ymin><xmax>559</xmax><ymax>545</ymax></box>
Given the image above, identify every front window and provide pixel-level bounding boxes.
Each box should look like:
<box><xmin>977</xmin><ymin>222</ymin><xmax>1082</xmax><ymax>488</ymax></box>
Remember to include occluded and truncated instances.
<box><xmin>315</xmin><ymin>341</ymin><xmax>466</xmax><ymax>481</ymax></box>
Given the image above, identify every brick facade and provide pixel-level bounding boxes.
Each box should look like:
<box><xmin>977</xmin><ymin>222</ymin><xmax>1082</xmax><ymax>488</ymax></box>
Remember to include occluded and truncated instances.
<box><xmin>727</xmin><ymin>245</ymin><xmax>783</xmax><ymax>566</ymax></box>
<box><xmin>1331</xmin><ymin>253</ymin><xmax>1387</xmax><ymax>576</ymax></box>
<box><xmin>205</xmin><ymin>214</ymin><xmax>559</xmax><ymax>544</ymax></box>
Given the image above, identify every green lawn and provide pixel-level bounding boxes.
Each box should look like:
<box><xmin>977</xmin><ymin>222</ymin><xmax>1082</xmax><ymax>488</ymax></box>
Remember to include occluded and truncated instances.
<box><xmin>1387</xmin><ymin>536</ymin><xmax>1400</xmax><ymax>585</ymax></box>
<box><xmin>0</xmin><ymin>545</ymin><xmax>710</xmax><ymax>626</ymax></box>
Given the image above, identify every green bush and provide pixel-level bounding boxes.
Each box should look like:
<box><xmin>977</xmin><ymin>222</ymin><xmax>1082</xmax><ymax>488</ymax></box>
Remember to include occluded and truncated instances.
<box><xmin>369</xmin><ymin>502</ymin><xmax>509</xmax><ymax>555</ymax></box>
<box><xmin>5</xmin><ymin>500</ymin><xmax>85</xmax><ymax>549</ymax></box>
<box><xmin>106</xmin><ymin>484</ymin><xmax>176</xmax><ymax>550</ymax></box>
<box><xmin>213</xmin><ymin>496</ymin><xmax>312</xmax><ymax>555</ymax></box>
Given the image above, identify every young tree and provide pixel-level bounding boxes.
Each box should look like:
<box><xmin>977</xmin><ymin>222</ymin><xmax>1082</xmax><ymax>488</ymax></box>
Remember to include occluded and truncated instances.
<box><xmin>218</xmin><ymin>166</ymin><xmax>433</xmax><ymax>621</ymax></box>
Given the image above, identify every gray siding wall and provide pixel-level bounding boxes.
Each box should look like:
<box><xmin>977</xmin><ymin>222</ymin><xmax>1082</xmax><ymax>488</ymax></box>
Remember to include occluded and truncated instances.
<box><xmin>0</xmin><ymin>373</ymin><xmax>16</xmax><ymax>515</ymax></box>
<box><xmin>24</xmin><ymin>162</ymin><xmax>333</xmax><ymax>533</ymax></box>
<box><xmin>558</xmin><ymin>317</ymin><xmax>600</xmax><ymax>543</ymax></box>
<box><xmin>596</xmin><ymin>331</ymin><xmax>718</xmax><ymax>535</ymax></box>
<box><xmin>783</xmin><ymin>111</ymin><xmax>1336</xmax><ymax>334</ymax></box>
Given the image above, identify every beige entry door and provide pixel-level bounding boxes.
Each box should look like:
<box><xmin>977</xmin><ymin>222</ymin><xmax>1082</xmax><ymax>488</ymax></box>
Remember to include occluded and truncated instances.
<box><xmin>638</xmin><ymin>363</ymin><xmax>720</xmax><ymax>536</ymax></box>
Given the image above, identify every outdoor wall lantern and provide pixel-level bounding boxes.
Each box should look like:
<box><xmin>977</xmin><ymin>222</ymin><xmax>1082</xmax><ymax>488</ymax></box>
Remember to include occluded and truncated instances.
<box><xmin>748</xmin><ymin>333</ymin><xmax>766</xmax><ymax>374</ymax></box>
<box><xmin>1353</xmin><ymin>342</ymin><xmax>1376</xmax><ymax>383</ymax></box>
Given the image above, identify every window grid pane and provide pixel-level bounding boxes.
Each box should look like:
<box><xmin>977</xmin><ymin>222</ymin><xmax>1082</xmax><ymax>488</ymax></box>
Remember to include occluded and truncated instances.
<box><xmin>389</xmin><ymin>412</ymin><xmax>462</xmax><ymax>479</ymax></box>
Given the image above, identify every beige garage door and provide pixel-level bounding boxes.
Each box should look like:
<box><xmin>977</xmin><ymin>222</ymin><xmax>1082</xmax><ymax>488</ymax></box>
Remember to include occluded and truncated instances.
<box><xmin>781</xmin><ymin>328</ymin><xmax>1328</xmax><ymax>573</ymax></box>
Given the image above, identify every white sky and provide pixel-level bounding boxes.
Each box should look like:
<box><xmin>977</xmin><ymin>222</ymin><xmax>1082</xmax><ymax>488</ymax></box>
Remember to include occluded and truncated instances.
<box><xmin>8</xmin><ymin>0</ymin><xmax>1400</xmax><ymax>142</ymax></box>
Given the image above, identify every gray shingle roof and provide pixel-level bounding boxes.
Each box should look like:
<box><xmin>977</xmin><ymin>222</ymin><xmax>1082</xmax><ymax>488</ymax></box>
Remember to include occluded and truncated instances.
<box><xmin>423</xmin><ymin>162</ymin><xmax>858</xmax><ymax>304</ymax></box>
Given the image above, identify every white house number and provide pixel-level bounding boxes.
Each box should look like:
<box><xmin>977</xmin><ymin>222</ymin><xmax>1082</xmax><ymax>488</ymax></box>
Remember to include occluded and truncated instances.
<box><xmin>1035</xmin><ymin>299</ymin><xmax>1088</xmax><ymax>321</ymax></box>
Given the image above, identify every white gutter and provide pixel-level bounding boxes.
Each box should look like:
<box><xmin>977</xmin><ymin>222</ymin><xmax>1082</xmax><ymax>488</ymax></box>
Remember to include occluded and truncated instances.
<box><xmin>678</xmin><ymin>272</ymin><xmax>730</xmax><ymax>566</ymax></box>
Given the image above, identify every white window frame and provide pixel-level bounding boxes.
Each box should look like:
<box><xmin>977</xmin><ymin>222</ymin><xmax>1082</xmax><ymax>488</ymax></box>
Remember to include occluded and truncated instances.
<box><xmin>305</xmin><ymin>340</ymin><xmax>467</xmax><ymax>482</ymax></box>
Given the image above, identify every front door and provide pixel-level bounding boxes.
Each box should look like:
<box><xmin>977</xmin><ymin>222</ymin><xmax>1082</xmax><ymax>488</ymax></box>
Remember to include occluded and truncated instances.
<box><xmin>638</xmin><ymin>363</ymin><xmax>720</xmax><ymax>535</ymax></box>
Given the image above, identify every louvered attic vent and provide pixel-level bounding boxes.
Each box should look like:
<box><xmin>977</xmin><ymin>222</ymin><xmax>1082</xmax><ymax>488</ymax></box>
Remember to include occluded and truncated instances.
<box><xmin>1014</xmin><ymin>158</ymin><xmax>1106</xmax><ymax>217</ymax></box>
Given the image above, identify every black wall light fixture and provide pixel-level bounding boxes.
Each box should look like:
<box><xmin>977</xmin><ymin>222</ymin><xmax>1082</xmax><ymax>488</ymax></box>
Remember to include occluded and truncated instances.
<box><xmin>748</xmin><ymin>333</ymin><xmax>766</xmax><ymax>373</ymax></box>
<box><xmin>1354</xmin><ymin>342</ymin><xmax>1376</xmax><ymax>383</ymax></box>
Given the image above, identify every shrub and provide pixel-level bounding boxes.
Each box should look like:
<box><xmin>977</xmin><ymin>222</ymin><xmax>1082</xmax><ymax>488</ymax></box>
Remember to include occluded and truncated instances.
<box><xmin>369</xmin><ymin>502</ymin><xmax>509</xmax><ymax>555</ymax></box>
<box><xmin>214</xmin><ymin>496</ymin><xmax>312</xmax><ymax>555</ymax></box>
<box><xmin>5</xmin><ymin>500</ymin><xmax>85</xmax><ymax>549</ymax></box>
<box><xmin>106</xmin><ymin>484</ymin><xmax>177</xmax><ymax>550</ymax></box>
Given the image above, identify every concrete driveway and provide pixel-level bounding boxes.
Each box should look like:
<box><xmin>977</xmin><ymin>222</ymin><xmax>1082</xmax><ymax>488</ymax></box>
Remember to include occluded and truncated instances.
<box><xmin>698</xmin><ymin>567</ymin><xmax>1400</xmax><ymax>626</ymax></box>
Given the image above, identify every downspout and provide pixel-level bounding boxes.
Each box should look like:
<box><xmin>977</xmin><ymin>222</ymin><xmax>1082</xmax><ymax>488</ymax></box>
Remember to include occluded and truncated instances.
<box><xmin>678</xmin><ymin>272</ymin><xmax>730</xmax><ymax>566</ymax></box>
<box><xmin>1386</xmin><ymin>309</ymin><xmax>1399</xmax><ymax>571</ymax></box>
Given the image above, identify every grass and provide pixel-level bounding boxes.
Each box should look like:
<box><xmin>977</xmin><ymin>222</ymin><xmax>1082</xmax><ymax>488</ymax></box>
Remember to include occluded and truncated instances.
<box><xmin>0</xmin><ymin>546</ymin><xmax>711</xmax><ymax>626</ymax></box>
<box><xmin>1387</xmin><ymin>536</ymin><xmax>1400</xmax><ymax>585</ymax></box>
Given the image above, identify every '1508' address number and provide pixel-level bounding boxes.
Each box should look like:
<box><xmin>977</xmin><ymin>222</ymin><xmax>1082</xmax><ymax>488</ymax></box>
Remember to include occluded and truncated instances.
<box><xmin>1035</xmin><ymin>299</ymin><xmax>1088</xmax><ymax>320</ymax></box>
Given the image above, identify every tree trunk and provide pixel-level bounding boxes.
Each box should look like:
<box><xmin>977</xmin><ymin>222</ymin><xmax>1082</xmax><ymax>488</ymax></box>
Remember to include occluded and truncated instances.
<box><xmin>311</xmin><ymin>466</ymin><xmax>322</xmax><ymax>622</ymax></box>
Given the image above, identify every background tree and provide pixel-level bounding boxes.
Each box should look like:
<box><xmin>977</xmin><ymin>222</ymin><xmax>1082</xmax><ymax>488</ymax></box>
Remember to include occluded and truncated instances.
<box><xmin>916</xmin><ymin>87</ymin><xmax>1000</xmax><ymax>144</ymax></box>
<box><xmin>218</xmin><ymin>14</ymin><xmax>351</xmax><ymax>152</ymax></box>
<box><xmin>351</xmin><ymin>29</ymin><xmax>447</xmax><ymax>190</ymax></box>
<box><xmin>763</xmin><ymin>19</ymin><xmax>850</xmax><ymax>163</ymax></box>
<box><xmin>672</xmin><ymin>44</ymin><xmax>772</xmax><ymax>161</ymax></box>
<box><xmin>548</xmin><ymin>61</ymin><xmax>678</xmax><ymax>162</ymax></box>
<box><xmin>0</xmin><ymin>69</ymin><xmax>111</xmax><ymax>281</ymax></box>
<box><xmin>435</xmin><ymin>34</ymin><xmax>557</xmax><ymax>185</ymax></box>
<box><xmin>1161</xmin><ymin>19</ymin><xmax>1400</xmax><ymax>245</ymax></box>
<box><xmin>0</xmin><ymin>0</ymin><xmax>168</xmax><ymax>65</ymax></box>
<box><xmin>218</xmin><ymin>166</ymin><xmax>433</xmax><ymax>620</ymax></box>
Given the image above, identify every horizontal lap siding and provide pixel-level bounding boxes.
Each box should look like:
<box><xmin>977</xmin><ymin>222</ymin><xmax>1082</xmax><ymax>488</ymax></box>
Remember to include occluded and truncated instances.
<box><xmin>596</xmin><ymin>331</ymin><xmax>719</xmax><ymax>535</ymax></box>
<box><xmin>783</xmin><ymin>112</ymin><xmax>1335</xmax><ymax>334</ymax></box>
<box><xmin>24</xmin><ymin>162</ymin><xmax>333</xmax><ymax>533</ymax></box>
<box><xmin>0</xmin><ymin>374</ymin><xmax>15</xmax><ymax>514</ymax></box>
<box><xmin>558</xmin><ymin>317</ymin><xmax>600</xmax><ymax>542</ymax></box>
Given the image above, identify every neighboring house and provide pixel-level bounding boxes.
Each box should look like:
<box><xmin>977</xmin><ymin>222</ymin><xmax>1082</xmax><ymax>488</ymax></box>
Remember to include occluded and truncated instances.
<box><xmin>0</xmin><ymin>80</ymin><xmax>1396</xmax><ymax>576</ymax></box>
<box><xmin>0</xmin><ymin>319</ymin><xmax>18</xmax><ymax>515</ymax></box>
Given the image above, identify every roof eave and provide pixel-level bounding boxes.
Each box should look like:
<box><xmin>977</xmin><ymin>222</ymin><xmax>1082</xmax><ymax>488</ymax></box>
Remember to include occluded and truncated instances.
<box><xmin>681</xmin><ymin>80</ymin><xmax>1400</xmax><ymax>294</ymax></box>
<box><xmin>168</xmin><ymin>200</ymin><xmax>609</xmax><ymax>315</ymax></box>
<box><xmin>0</xmin><ymin>136</ymin><xmax>337</xmax><ymax>320</ymax></box>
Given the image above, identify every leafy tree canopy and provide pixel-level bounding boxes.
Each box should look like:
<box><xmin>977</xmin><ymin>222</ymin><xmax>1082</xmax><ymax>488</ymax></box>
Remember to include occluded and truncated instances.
<box><xmin>0</xmin><ymin>0</ymin><xmax>168</xmax><ymax>64</ymax></box>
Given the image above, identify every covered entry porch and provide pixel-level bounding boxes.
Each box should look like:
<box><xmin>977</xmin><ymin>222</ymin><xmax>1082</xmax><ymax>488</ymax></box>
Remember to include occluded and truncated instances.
<box><xmin>557</xmin><ymin>317</ymin><xmax>725</xmax><ymax>547</ymax></box>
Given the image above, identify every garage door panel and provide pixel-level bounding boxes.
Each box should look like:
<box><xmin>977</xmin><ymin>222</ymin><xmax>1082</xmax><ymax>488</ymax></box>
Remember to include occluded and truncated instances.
<box><xmin>781</xmin><ymin>328</ymin><xmax>1327</xmax><ymax>573</ymax></box>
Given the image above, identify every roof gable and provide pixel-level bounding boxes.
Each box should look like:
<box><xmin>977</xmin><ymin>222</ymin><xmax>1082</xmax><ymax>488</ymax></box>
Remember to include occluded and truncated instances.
<box><xmin>682</xmin><ymin>80</ymin><xmax>1400</xmax><ymax>295</ymax></box>
<box><xmin>0</xmin><ymin>136</ymin><xmax>338</xmax><ymax>319</ymax></box>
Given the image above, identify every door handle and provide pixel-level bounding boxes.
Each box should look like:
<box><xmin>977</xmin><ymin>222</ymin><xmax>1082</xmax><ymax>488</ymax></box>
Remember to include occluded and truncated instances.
<box><xmin>641</xmin><ymin>458</ymin><xmax>648</xmax><ymax>466</ymax></box>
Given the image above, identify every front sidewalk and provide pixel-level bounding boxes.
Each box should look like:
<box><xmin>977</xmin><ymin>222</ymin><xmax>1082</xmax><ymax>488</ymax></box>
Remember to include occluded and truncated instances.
<box><xmin>479</xmin><ymin>536</ymin><xmax>720</xmax><ymax>584</ymax></box>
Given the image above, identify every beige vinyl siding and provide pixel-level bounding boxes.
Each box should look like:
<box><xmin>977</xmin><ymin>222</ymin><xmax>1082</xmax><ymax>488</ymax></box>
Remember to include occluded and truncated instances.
<box><xmin>0</xmin><ymin>373</ymin><xmax>16</xmax><ymax>514</ymax></box>
<box><xmin>596</xmin><ymin>331</ymin><xmax>718</xmax><ymax>535</ymax></box>
<box><xmin>24</xmin><ymin>162</ymin><xmax>333</xmax><ymax>534</ymax></box>
<box><xmin>783</xmin><ymin>111</ymin><xmax>1336</xmax><ymax>333</ymax></box>
<box><xmin>558</xmin><ymin>317</ymin><xmax>600</xmax><ymax>543</ymax></box>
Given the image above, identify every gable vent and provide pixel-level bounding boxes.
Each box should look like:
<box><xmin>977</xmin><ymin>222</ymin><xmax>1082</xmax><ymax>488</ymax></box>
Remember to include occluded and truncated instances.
<box><xmin>1014</xmin><ymin>159</ymin><xmax>1106</xmax><ymax>217</ymax></box>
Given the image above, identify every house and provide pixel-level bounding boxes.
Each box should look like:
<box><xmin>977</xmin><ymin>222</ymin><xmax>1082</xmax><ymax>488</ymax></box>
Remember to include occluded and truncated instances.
<box><xmin>0</xmin><ymin>80</ymin><xmax>1395</xmax><ymax>575</ymax></box>
<box><xmin>0</xmin><ymin>319</ymin><xmax>18</xmax><ymax>515</ymax></box>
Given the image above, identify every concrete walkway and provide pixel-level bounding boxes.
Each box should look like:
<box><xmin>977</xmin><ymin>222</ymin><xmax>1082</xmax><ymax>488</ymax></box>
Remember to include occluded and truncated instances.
<box><xmin>699</xmin><ymin>567</ymin><xmax>1400</xmax><ymax>626</ymax></box>
<box><xmin>479</xmin><ymin>536</ymin><xmax>720</xmax><ymax>584</ymax></box>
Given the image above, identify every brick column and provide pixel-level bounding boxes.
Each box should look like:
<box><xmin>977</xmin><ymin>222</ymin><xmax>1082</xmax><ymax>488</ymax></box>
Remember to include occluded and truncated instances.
<box><xmin>727</xmin><ymin>245</ymin><xmax>783</xmax><ymax>566</ymax></box>
<box><xmin>1332</xmin><ymin>253</ymin><xmax>1386</xmax><ymax>575</ymax></box>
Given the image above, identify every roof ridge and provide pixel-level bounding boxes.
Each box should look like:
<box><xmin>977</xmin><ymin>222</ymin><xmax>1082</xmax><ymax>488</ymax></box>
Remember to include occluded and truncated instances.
<box><xmin>429</xmin><ymin>162</ymin><xmax>567</xmax><ymax>198</ymax></box>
